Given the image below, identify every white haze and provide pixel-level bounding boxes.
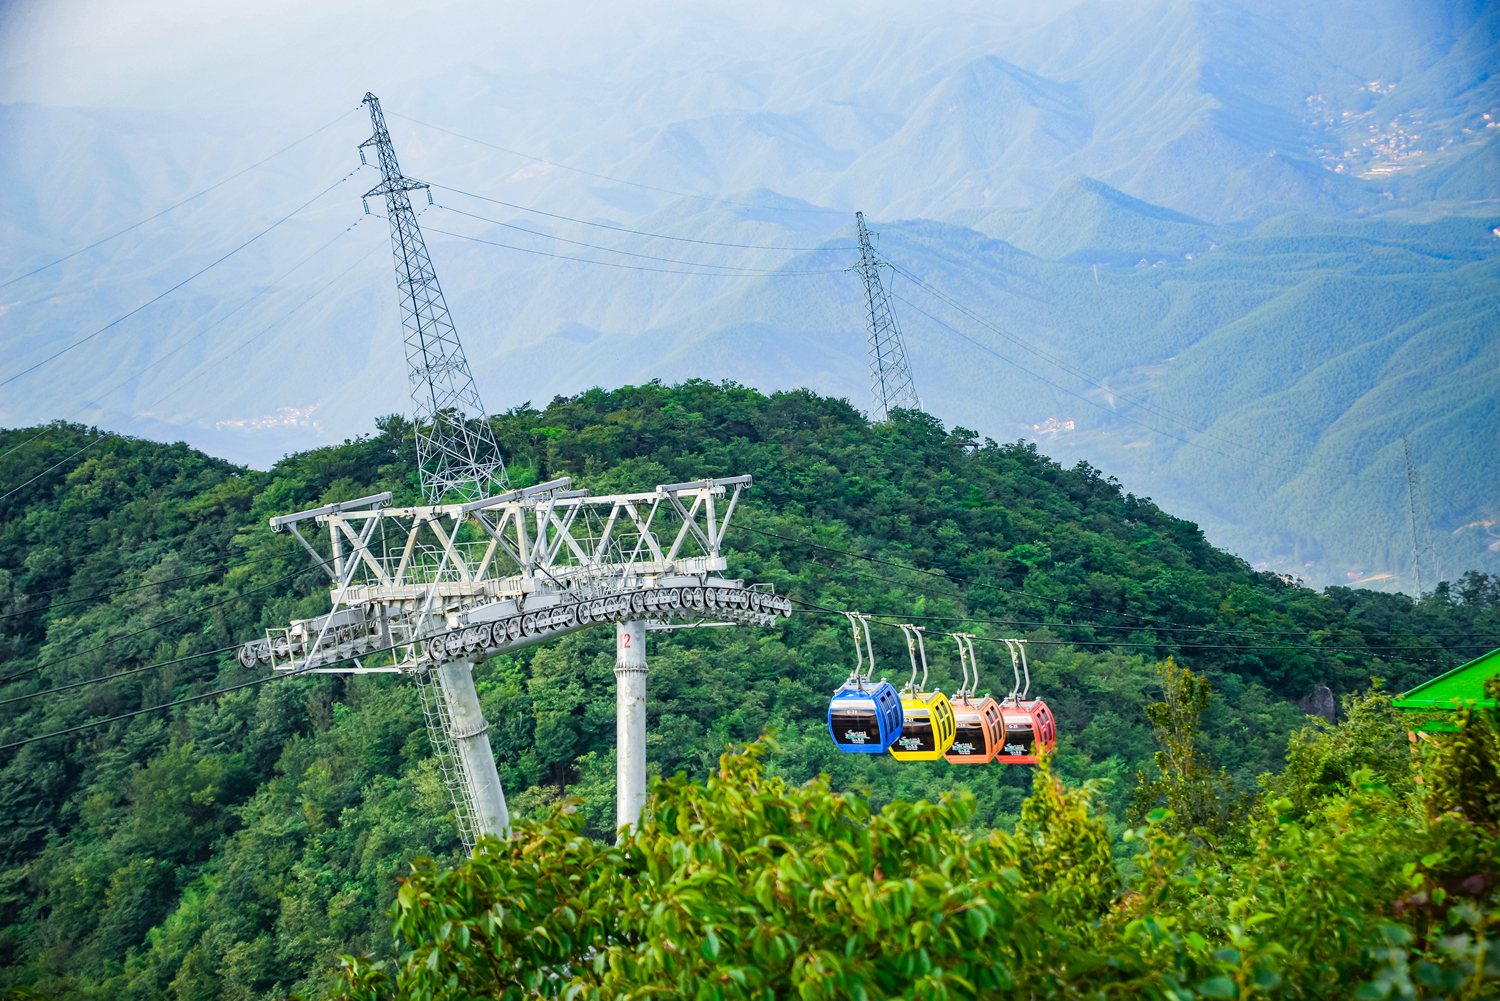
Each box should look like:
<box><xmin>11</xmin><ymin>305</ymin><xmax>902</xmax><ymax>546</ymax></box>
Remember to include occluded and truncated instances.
<box><xmin>1</xmin><ymin>0</ymin><xmax>1496</xmax><ymax>591</ymax></box>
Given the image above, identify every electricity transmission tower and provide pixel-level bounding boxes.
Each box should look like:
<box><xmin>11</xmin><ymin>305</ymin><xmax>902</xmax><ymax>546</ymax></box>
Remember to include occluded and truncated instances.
<box><xmin>360</xmin><ymin>92</ymin><xmax>506</xmax><ymax>504</ymax></box>
<box><xmin>851</xmin><ymin>212</ymin><xmax>919</xmax><ymax>422</ymax></box>
<box><xmin>1402</xmin><ymin>434</ymin><xmax>1438</xmax><ymax>597</ymax></box>
<box><xmin>243</xmin><ymin>94</ymin><xmax>785</xmax><ymax>852</ymax></box>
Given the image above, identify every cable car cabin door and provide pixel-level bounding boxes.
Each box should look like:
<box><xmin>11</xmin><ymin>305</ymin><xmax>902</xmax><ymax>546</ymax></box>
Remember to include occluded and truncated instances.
<box><xmin>945</xmin><ymin>698</ymin><xmax>1001</xmax><ymax>764</ymax></box>
<box><xmin>890</xmin><ymin>692</ymin><xmax>956</xmax><ymax>761</ymax></box>
<box><xmin>827</xmin><ymin>683</ymin><xmax>903</xmax><ymax>754</ymax></box>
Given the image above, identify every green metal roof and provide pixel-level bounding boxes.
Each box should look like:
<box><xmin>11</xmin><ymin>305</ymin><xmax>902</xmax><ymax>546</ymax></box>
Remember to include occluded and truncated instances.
<box><xmin>1392</xmin><ymin>647</ymin><xmax>1500</xmax><ymax>711</ymax></box>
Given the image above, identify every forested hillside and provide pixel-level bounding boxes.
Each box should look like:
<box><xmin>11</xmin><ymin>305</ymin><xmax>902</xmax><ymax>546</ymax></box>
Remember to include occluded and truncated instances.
<box><xmin>2</xmin><ymin>381</ymin><xmax>1497</xmax><ymax>998</ymax></box>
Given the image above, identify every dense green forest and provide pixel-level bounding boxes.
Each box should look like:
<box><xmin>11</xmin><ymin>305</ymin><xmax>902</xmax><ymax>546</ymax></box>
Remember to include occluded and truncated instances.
<box><xmin>1</xmin><ymin>381</ymin><xmax>1497</xmax><ymax>998</ymax></box>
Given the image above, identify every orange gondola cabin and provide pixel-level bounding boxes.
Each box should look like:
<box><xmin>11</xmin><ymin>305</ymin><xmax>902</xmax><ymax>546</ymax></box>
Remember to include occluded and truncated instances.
<box><xmin>944</xmin><ymin>634</ymin><xmax>1005</xmax><ymax>764</ymax></box>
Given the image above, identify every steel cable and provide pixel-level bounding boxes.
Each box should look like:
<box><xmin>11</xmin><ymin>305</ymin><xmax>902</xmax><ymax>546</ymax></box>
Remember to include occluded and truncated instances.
<box><xmin>0</xmin><ymin>105</ymin><xmax>362</xmax><ymax>291</ymax></box>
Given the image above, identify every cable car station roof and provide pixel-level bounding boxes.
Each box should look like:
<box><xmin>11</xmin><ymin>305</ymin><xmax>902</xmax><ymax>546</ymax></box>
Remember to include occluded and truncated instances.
<box><xmin>1392</xmin><ymin>646</ymin><xmax>1500</xmax><ymax>712</ymax></box>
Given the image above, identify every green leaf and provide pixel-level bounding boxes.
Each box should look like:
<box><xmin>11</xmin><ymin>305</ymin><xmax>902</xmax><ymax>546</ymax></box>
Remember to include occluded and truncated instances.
<box><xmin>1379</xmin><ymin>924</ymin><xmax>1414</xmax><ymax>947</ymax></box>
<box><xmin>701</xmin><ymin>928</ymin><xmax>721</xmax><ymax>961</ymax></box>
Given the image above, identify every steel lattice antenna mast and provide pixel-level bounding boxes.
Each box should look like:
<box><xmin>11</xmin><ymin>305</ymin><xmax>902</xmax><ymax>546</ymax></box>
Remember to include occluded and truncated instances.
<box><xmin>360</xmin><ymin>92</ymin><xmax>506</xmax><ymax>503</ymax></box>
<box><xmin>852</xmin><ymin>211</ymin><xmax>920</xmax><ymax>422</ymax></box>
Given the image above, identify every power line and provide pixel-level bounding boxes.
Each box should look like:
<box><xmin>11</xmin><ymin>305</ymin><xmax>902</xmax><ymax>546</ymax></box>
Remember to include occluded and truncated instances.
<box><xmin>2</xmin><ymin>231</ymin><xmax>387</xmax><ymax>499</ymax></box>
<box><xmin>0</xmin><ymin>643</ymin><xmax>244</xmax><ymax>706</ymax></box>
<box><xmin>0</xmin><ymin>563</ymin><xmax>323</xmax><ymax>685</ymax></box>
<box><xmin>888</xmin><ymin>260</ymin><xmax>1243</xmax><ymax>444</ymax></box>
<box><xmin>891</xmin><ymin>292</ymin><xmax>1321</xmax><ymax>479</ymax></box>
<box><xmin>429</xmin><ymin>181</ymin><xmax>853</xmax><ymax>251</ymax></box>
<box><xmin>792</xmin><ymin>552</ymin><xmax>1500</xmax><ymax>643</ymax></box>
<box><xmin>0</xmin><ymin>168</ymin><xmax>367</xmax><ymax>392</ymax></box>
<box><xmin>0</xmin><ymin>106</ymin><xmax>361</xmax><ymax>292</ymax></box>
<box><xmin>392</xmin><ymin>112</ymin><xmax>845</xmax><ymax>215</ymax></box>
<box><xmin>785</xmin><ymin>598</ymin><xmax>1479</xmax><ymax>662</ymax></box>
<box><xmin>0</xmin><ymin>214</ymin><xmax>373</xmax><ymax>463</ymax></box>
<box><xmin>0</xmin><ymin>669</ymin><xmax>295</xmax><ymax>752</ymax></box>
<box><xmin>0</xmin><ymin>552</ymin><xmax>290</xmax><ymax>620</ymax></box>
<box><xmin>885</xmin><ymin>259</ymin><xmax>1375</xmax><ymax>479</ymax></box>
<box><xmin>143</xmin><ymin>237</ymin><xmax>388</xmax><ymax>411</ymax></box>
<box><xmin>436</xmin><ymin>203</ymin><xmax>836</xmax><ymax>273</ymax></box>
<box><xmin>737</xmin><ymin>525</ymin><xmax>1484</xmax><ymax>644</ymax></box>
<box><xmin>0</xmin><ymin>635</ymin><xmax>415</xmax><ymax>752</ymax></box>
<box><xmin>427</xmin><ymin>225</ymin><xmax>842</xmax><ymax>278</ymax></box>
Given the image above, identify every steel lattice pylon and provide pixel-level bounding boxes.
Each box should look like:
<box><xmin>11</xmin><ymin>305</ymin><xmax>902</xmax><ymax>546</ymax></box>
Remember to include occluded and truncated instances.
<box><xmin>852</xmin><ymin>211</ymin><xmax>920</xmax><ymax>422</ymax></box>
<box><xmin>361</xmin><ymin>92</ymin><xmax>506</xmax><ymax>504</ymax></box>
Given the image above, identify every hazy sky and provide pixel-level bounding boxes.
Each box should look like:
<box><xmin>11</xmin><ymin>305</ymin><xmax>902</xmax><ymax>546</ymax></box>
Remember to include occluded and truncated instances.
<box><xmin>0</xmin><ymin>0</ymin><xmax>949</xmax><ymax>116</ymax></box>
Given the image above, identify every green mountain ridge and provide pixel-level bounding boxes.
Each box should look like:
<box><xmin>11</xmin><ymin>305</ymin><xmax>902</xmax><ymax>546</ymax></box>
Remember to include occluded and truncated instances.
<box><xmin>2</xmin><ymin>384</ymin><xmax>1497</xmax><ymax>997</ymax></box>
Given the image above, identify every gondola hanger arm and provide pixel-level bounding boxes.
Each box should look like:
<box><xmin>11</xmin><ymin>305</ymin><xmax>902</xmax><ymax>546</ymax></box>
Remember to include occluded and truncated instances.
<box><xmin>844</xmin><ymin>612</ymin><xmax>865</xmax><ymax>688</ymax></box>
<box><xmin>914</xmin><ymin>625</ymin><xmax>930</xmax><ymax>692</ymax></box>
<box><xmin>1016</xmin><ymin>638</ymin><xmax>1032</xmax><ymax>701</ymax></box>
<box><xmin>902</xmin><ymin>624</ymin><xmax>920</xmax><ymax>693</ymax></box>
<box><xmin>1002</xmin><ymin>638</ymin><xmax>1022</xmax><ymax>705</ymax></box>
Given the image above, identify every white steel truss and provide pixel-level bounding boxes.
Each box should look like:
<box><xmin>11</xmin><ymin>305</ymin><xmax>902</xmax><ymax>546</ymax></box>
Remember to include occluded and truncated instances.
<box><xmin>241</xmin><ymin>474</ymin><xmax>788</xmax><ymax>849</ymax></box>
<box><xmin>240</xmin><ymin>474</ymin><xmax>783</xmax><ymax>674</ymax></box>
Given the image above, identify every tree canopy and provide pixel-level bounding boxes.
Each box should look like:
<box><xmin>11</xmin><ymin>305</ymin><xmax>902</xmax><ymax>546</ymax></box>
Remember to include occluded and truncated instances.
<box><xmin>1</xmin><ymin>381</ymin><xmax>1496</xmax><ymax>998</ymax></box>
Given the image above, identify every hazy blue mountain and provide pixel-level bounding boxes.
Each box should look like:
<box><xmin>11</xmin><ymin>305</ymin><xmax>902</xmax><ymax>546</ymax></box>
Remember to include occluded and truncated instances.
<box><xmin>2</xmin><ymin>0</ymin><xmax>1497</xmax><ymax>596</ymax></box>
<box><xmin>952</xmin><ymin>174</ymin><xmax>1239</xmax><ymax>264</ymax></box>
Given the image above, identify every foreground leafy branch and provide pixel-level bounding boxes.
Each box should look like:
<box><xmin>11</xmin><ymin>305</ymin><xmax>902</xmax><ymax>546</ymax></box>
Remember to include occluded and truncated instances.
<box><xmin>334</xmin><ymin>665</ymin><xmax>1499</xmax><ymax>1000</ymax></box>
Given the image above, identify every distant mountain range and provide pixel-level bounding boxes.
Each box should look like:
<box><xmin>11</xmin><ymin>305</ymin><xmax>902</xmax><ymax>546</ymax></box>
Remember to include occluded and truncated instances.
<box><xmin>2</xmin><ymin>0</ymin><xmax>1497</xmax><ymax>591</ymax></box>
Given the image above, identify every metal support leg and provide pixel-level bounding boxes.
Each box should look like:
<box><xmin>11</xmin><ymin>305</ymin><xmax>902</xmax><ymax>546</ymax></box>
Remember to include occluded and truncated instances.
<box><xmin>436</xmin><ymin>659</ymin><xmax>510</xmax><ymax>840</ymax></box>
<box><xmin>614</xmin><ymin>620</ymin><xmax>648</xmax><ymax>839</ymax></box>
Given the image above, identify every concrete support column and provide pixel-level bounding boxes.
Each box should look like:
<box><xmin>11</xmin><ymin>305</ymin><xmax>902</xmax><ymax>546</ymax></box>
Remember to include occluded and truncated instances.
<box><xmin>614</xmin><ymin>619</ymin><xmax>648</xmax><ymax>839</ymax></box>
<box><xmin>437</xmin><ymin>659</ymin><xmax>510</xmax><ymax>839</ymax></box>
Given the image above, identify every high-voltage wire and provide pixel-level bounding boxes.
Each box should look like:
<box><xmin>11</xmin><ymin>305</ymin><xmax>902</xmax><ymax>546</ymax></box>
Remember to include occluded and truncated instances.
<box><xmin>430</xmin><ymin>182</ymin><xmax>853</xmax><ymax>250</ymax></box>
<box><xmin>429</xmin><ymin>226</ymin><xmax>841</xmax><ymax>278</ymax></box>
<box><xmin>737</xmin><ymin>525</ymin><xmax>1492</xmax><ymax>644</ymax></box>
<box><xmin>0</xmin><ymin>168</ymin><xmax>367</xmax><ymax>392</ymax></box>
<box><xmin>2</xmin><ymin>233</ymin><xmax>385</xmax><ymax>500</ymax></box>
<box><xmin>0</xmin><ymin>563</ymin><xmax>323</xmax><ymax>685</ymax></box>
<box><xmin>884</xmin><ymin>260</ymin><xmax>1248</xmax><ymax>440</ymax></box>
<box><xmin>436</xmin><ymin>204</ymin><xmax>838</xmax><ymax>274</ymax></box>
<box><xmin>0</xmin><ymin>634</ymin><xmax>414</xmax><ymax>751</ymax></box>
<box><xmin>784</xmin><ymin>597</ymin><xmax>1483</xmax><ymax>663</ymax></box>
<box><xmin>0</xmin><ymin>667</ymin><xmax>305</xmax><ymax>752</ymax></box>
<box><xmin>0</xmin><ymin>433</ymin><xmax>115</xmax><ymax>504</ymax></box>
<box><xmin>0</xmin><ymin>553</ymin><xmax>289</xmax><ymax>620</ymax></box>
<box><xmin>0</xmin><ymin>643</ymin><xmax>245</xmax><ymax>706</ymax></box>
<box><xmin>0</xmin><ymin>215</ymin><xmax>372</xmax><ymax>464</ymax></box>
<box><xmin>146</xmin><ymin>239</ymin><xmax>387</xmax><ymax>412</ymax></box>
<box><xmin>392</xmin><ymin>112</ymin><xmax>846</xmax><ymax>215</ymax></box>
<box><xmin>888</xmin><ymin>260</ymin><xmax>1234</xmax><ymax>443</ymax></box>
<box><xmin>885</xmin><ymin>259</ymin><xmax>1374</xmax><ymax>478</ymax></box>
<box><xmin>891</xmin><ymin>292</ymin><xmax>1361</xmax><ymax>483</ymax></box>
<box><xmin>0</xmin><ymin>106</ymin><xmax>362</xmax><ymax>292</ymax></box>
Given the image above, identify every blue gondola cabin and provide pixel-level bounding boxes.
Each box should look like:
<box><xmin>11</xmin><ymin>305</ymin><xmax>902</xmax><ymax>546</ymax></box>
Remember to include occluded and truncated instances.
<box><xmin>827</xmin><ymin>682</ymin><xmax>904</xmax><ymax>753</ymax></box>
